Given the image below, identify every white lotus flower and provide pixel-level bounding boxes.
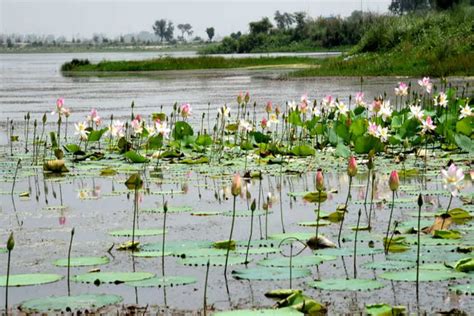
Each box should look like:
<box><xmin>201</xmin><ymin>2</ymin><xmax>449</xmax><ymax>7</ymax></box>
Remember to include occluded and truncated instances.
<box><xmin>459</xmin><ymin>104</ymin><xmax>472</xmax><ymax>119</ymax></box>
<box><xmin>441</xmin><ymin>163</ymin><xmax>464</xmax><ymax>196</ymax></box>
<box><xmin>74</xmin><ymin>121</ymin><xmax>89</xmax><ymax>141</ymax></box>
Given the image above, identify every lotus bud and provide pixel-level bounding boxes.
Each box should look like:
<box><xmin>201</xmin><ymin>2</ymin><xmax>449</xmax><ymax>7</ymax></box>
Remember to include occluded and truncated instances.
<box><xmin>244</xmin><ymin>92</ymin><xmax>250</xmax><ymax>103</ymax></box>
<box><xmin>251</xmin><ymin>199</ymin><xmax>256</xmax><ymax>212</ymax></box>
<box><xmin>316</xmin><ymin>169</ymin><xmax>324</xmax><ymax>191</ymax></box>
<box><xmin>417</xmin><ymin>194</ymin><xmax>423</xmax><ymax>207</ymax></box>
<box><xmin>366</xmin><ymin>158</ymin><xmax>374</xmax><ymax>172</ymax></box>
<box><xmin>275</xmin><ymin>106</ymin><xmax>281</xmax><ymax>117</ymax></box>
<box><xmin>347</xmin><ymin>156</ymin><xmax>358</xmax><ymax>177</ymax></box>
<box><xmin>6</xmin><ymin>232</ymin><xmax>14</xmax><ymax>251</ymax></box>
<box><xmin>261</xmin><ymin>117</ymin><xmax>268</xmax><ymax>129</ymax></box>
<box><xmin>231</xmin><ymin>173</ymin><xmax>241</xmax><ymax>196</ymax></box>
<box><xmin>265</xmin><ymin>101</ymin><xmax>272</xmax><ymax>113</ymax></box>
<box><xmin>164</xmin><ymin>201</ymin><xmax>168</xmax><ymax>213</ymax></box>
<box><xmin>389</xmin><ymin>170</ymin><xmax>400</xmax><ymax>191</ymax></box>
<box><xmin>237</xmin><ymin>92</ymin><xmax>243</xmax><ymax>104</ymax></box>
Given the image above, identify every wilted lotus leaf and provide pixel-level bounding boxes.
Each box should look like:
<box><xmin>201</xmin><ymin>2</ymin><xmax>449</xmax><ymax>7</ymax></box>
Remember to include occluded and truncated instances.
<box><xmin>453</xmin><ymin>257</ymin><xmax>474</xmax><ymax>273</ymax></box>
<box><xmin>423</xmin><ymin>214</ymin><xmax>453</xmax><ymax>234</ymax></box>
<box><xmin>43</xmin><ymin>160</ymin><xmax>69</xmax><ymax>173</ymax></box>
<box><xmin>365</xmin><ymin>303</ymin><xmax>406</xmax><ymax>316</ymax></box>
<box><xmin>303</xmin><ymin>191</ymin><xmax>328</xmax><ymax>203</ymax></box>
<box><xmin>117</xmin><ymin>241</ymin><xmax>140</xmax><ymax>251</ymax></box>
<box><xmin>265</xmin><ymin>289</ymin><xmax>327</xmax><ymax>314</ymax></box>
<box><xmin>213</xmin><ymin>240</ymin><xmax>236</xmax><ymax>250</ymax></box>
<box><xmin>433</xmin><ymin>230</ymin><xmax>462</xmax><ymax>239</ymax></box>
<box><xmin>306</xmin><ymin>235</ymin><xmax>337</xmax><ymax>250</ymax></box>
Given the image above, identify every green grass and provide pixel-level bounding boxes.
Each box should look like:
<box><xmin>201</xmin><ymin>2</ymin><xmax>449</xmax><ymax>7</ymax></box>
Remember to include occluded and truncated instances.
<box><xmin>61</xmin><ymin>56</ymin><xmax>322</xmax><ymax>72</ymax></box>
<box><xmin>289</xmin><ymin>7</ymin><xmax>474</xmax><ymax>77</ymax></box>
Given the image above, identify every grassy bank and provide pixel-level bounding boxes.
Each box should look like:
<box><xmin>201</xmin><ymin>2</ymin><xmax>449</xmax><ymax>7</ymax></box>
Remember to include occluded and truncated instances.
<box><xmin>289</xmin><ymin>7</ymin><xmax>474</xmax><ymax>77</ymax></box>
<box><xmin>61</xmin><ymin>56</ymin><xmax>321</xmax><ymax>72</ymax></box>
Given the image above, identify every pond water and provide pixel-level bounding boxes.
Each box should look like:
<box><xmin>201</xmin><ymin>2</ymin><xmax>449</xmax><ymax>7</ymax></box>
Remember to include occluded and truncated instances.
<box><xmin>0</xmin><ymin>52</ymin><xmax>472</xmax><ymax>314</ymax></box>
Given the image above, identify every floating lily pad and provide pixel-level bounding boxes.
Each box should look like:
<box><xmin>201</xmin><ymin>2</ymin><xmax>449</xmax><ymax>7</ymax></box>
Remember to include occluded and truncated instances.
<box><xmin>140</xmin><ymin>240</ymin><xmax>213</xmax><ymax>253</ymax></box>
<box><xmin>236</xmin><ymin>240</ymin><xmax>278</xmax><ymax>248</ymax></box>
<box><xmin>297</xmin><ymin>221</ymin><xmax>331</xmax><ymax>227</ymax></box>
<box><xmin>72</xmin><ymin>272</ymin><xmax>154</xmax><ymax>284</ymax></box>
<box><xmin>379</xmin><ymin>269</ymin><xmax>467</xmax><ymax>282</ymax></box>
<box><xmin>308</xmin><ymin>278</ymin><xmax>384</xmax><ymax>291</ymax></box>
<box><xmin>449</xmin><ymin>283</ymin><xmax>474</xmax><ymax>295</ymax></box>
<box><xmin>0</xmin><ymin>274</ymin><xmax>63</xmax><ymax>287</ymax></box>
<box><xmin>141</xmin><ymin>206</ymin><xmax>192</xmax><ymax>213</ymax></box>
<box><xmin>178</xmin><ymin>255</ymin><xmax>248</xmax><ymax>266</ymax></box>
<box><xmin>314</xmin><ymin>247</ymin><xmax>383</xmax><ymax>257</ymax></box>
<box><xmin>361</xmin><ymin>260</ymin><xmax>415</xmax><ymax>271</ymax></box>
<box><xmin>269</xmin><ymin>232</ymin><xmax>314</xmax><ymax>242</ymax></box>
<box><xmin>125</xmin><ymin>276</ymin><xmax>197</xmax><ymax>287</ymax></box>
<box><xmin>214</xmin><ymin>308</ymin><xmax>302</xmax><ymax>316</ymax></box>
<box><xmin>232</xmin><ymin>267</ymin><xmax>311</xmax><ymax>281</ymax></box>
<box><xmin>109</xmin><ymin>229</ymin><xmax>165</xmax><ymax>237</ymax></box>
<box><xmin>53</xmin><ymin>256</ymin><xmax>110</xmax><ymax>267</ymax></box>
<box><xmin>19</xmin><ymin>294</ymin><xmax>122</xmax><ymax>312</ymax></box>
<box><xmin>191</xmin><ymin>211</ymin><xmax>223</xmax><ymax>216</ymax></box>
<box><xmin>257</xmin><ymin>255</ymin><xmax>337</xmax><ymax>267</ymax></box>
<box><xmin>235</xmin><ymin>248</ymin><xmax>280</xmax><ymax>255</ymax></box>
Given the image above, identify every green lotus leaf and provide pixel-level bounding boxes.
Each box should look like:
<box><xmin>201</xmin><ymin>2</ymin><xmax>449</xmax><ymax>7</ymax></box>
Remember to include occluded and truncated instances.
<box><xmin>0</xmin><ymin>274</ymin><xmax>63</xmax><ymax>287</ymax></box>
<box><xmin>232</xmin><ymin>267</ymin><xmax>311</xmax><ymax>281</ymax></box>
<box><xmin>53</xmin><ymin>256</ymin><xmax>110</xmax><ymax>267</ymax></box>
<box><xmin>72</xmin><ymin>272</ymin><xmax>154</xmax><ymax>284</ymax></box>
<box><xmin>19</xmin><ymin>294</ymin><xmax>122</xmax><ymax>312</ymax></box>
<box><xmin>125</xmin><ymin>275</ymin><xmax>197</xmax><ymax>287</ymax></box>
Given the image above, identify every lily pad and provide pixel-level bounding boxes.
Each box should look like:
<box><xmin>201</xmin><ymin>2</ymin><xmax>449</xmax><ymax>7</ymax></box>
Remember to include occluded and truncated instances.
<box><xmin>142</xmin><ymin>206</ymin><xmax>192</xmax><ymax>213</ymax></box>
<box><xmin>308</xmin><ymin>278</ymin><xmax>384</xmax><ymax>291</ymax></box>
<box><xmin>379</xmin><ymin>269</ymin><xmax>467</xmax><ymax>282</ymax></box>
<box><xmin>235</xmin><ymin>248</ymin><xmax>280</xmax><ymax>255</ymax></box>
<box><xmin>0</xmin><ymin>274</ymin><xmax>63</xmax><ymax>287</ymax></box>
<box><xmin>361</xmin><ymin>260</ymin><xmax>415</xmax><ymax>271</ymax></box>
<box><xmin>449</xmin><ymin>283</ymin><xmax>474</xmax><ymax>295</ymax></box>
<box><xmin>221</xmin><ymin>210</ymin><xmax>272</xmax><ymax>217</ymax></box>
<box><xmin>132</xmin><ymin>251</ymin><xmax>173</xmax><ymax>258</ymax></box>
<box><xmin>257</xmin><ymin>255</ymin><xmax>337</xmax><ymax>267</ymax></box>
<box><xmin>269</xmin><ymin>232</ymin><xmax>315</xmax><ymax>242</ymax></box>
<box><xmin>19</xmin><ymin>294</ymin><xmax>122</xmax><ymax>312</ymax></box>
<box><xmin>109</xmin><ymin>229</ymin><xmax>165</xmax><ymax>237</ymax></box>
<box><xmin>232</xmin><ymin>267</ymin><xmax>311</xmax><ymax>281</ymax></box>
<box><xmin>125</xmin><ymin>275</ymin><xmax>197</xmax><ymax>287</ymax></box>
<box><xmin>178</xmin><ymin>255</ymin><xmax>248</xmax><ymax>266</ymax></box>
<box><xmin>314</xmin><ymin>247</ymin><xmax>383</xmax><ymax>257</ymax></box>
<box><xmin>53</xmin><ymin>256</ymin><xmax>110</xmax><ymax>267</ymax></box>
<box><xmin>140</xmin><ymin>240</ymin><xmax>213</xmax><ymax>253</ymax></box>
<box><xmin>72</xmin><ymin>272</ymin><xmax>154</xmax><ymax>284</ymax></box>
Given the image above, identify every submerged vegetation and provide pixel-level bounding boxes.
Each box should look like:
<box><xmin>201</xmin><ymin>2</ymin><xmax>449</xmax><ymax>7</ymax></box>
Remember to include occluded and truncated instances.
<box><xmin>1</xmin><ymin>77</ymin><xmax>473</xmax><ymax>313</ymax></box>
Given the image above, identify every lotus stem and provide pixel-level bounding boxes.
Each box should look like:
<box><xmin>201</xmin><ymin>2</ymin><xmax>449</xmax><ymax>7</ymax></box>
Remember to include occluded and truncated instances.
<box><xmin>244</xmin><ymin>199</ymin><xmax>256</xmax><ymax>265</ymax></box>
<box><xmin>354</xmin><ymin>209</ymin><xmax>361</xmax><ymax>278</ymax></box>
<box><xmin>25</xmin><ymin>112</ymin><xmax>30</xmax><ymax>154</ymax></box>
<box><xmin>162</xmin><ymin>201</ymin><xmax>168</xmax><ymax>277</ymax></box>
<box><xmin>338</xmin><ymin>176</ymin><xmax>352</xmax><ymax>247</ymax></box>
<box><xmin>224</xmin><ymin>195</ymin><xmax>237</xmax><ymax>276</ymax></box>
<box><xmin>131</xmin><ymin>185</ymin><xmax>138</xmax><ymax>251</ymax></box>
<box><xmin>385</xmin><ymin>190</ymin><xmax>396</xmax><ymax>254</ymax></box>
<box><xmin>441</xmin><ymin>193</ymin><xmax>453</xmax><ymax>230</ymax></box>
<box><xmin>368</xmin><ymin>173</ymin><xmax>376</xmax><ymax>230</ymax></box>
<box><xmin>203</xmin><ymin>259</ymin><xmax>210</xmax><ymax>316</ymax></box>
<box><xmin>289</xmin><ymin>243</ymin><xmax>293</xmax><ymax>289</ymax></box>
<box><xmin>315</xmin><ymin>189</ymin><xmax>322</xmax><ymax>245</ymax></box>
<box><xmin>416</xmin><ymin>194</ymin><xmax>423</xmax><ymax>300</ymax></box>
<box><xmin>11</xmin><ymin>159</ymin><xmax>21</xmax><ymax>197</ymax></box>
<box><xmin>5</xmin><ymin>248</ymin><xmax>11</xmax><ymax>313</ymax></box>
<box><xmin>67</xmin><ymin>227</ymin><xmax>75</xmax><ymax>296</ymax></box>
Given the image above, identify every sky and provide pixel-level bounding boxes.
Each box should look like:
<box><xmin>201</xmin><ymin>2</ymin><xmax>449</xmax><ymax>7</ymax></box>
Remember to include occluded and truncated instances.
<box><xmin>0</xmin><ymin>0</ymin><xmax>392</xmax><ymax>39</ymax></box>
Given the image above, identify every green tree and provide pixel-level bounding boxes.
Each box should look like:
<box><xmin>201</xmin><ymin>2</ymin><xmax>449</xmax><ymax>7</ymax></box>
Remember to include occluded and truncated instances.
<box><xmin>206</xmin><ymin>27</ymin><xmax>215</xmax><ymax>42</ymax></box>
<box><xmin>249</xmin><ymin>17</ymin><xmax>273</xmax><ymax>35</ymax></box>
<box><xmin>177</xmin><ymin>23</ymin><xmax>193</xmax><ymax>41</ymax></box>
<box><xmin>164</xmin><ymin>21</ymin><xmax>174</xmax><ymax>41</ymax></box>
<box><xmin>153</xmin><ymin>19</ymin><xmax>168</xmax><ymax>42</ymax></box>
<box><xmin>389</xmin><ymin>0</ymin><xmax>431</xmax><ymax>14</ymax></box>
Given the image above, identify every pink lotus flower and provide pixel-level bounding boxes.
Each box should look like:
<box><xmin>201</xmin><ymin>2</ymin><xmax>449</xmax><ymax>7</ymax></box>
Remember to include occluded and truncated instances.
<box><xmin>355</xmin><ymin>92</ymin><xmax>366</xmax><ymax>107</ymax></box>
<box><xmin>421</xmin><ymin>116</ymin><xmax>436</xmax><ymax>134</ymax></box>
<box><xmin>59</xmin><ymin>216</ymin><xmax>66</xmax><ymax>225</ymax></box>
<box><xmin>56</xmin><ymin>98</ymin><xmax>64</xmax><ymax>109</ymax></box>
<box><xmin>389</xmin><ymin>170</ymin><xmax>399</xmax><ymax>191</ymax></box>
<box><xmin>395</xmin><ymin>82</ymin><xmax>408</xmax><ymax>96</ymax></box>
<box><xmin>418</xmin><ymin>77</ymin><xmax>432</xmax><ymax>93</ymax></box>
<box><xmin>87</xmin><ymin>108</ymin><xmax>102</xmax><ymax>126</ymax></box>
<box><xmin>370</xmin><ymin>99</ymin><xmax>382</xmax><ymax>113</ymax></box>
<box><xmin>180</xmin><ymin>103</ymin><xmax>191</xmax><ymax>118</ymax></box>
<box><xmin>62</xmin><ymin>108</ymin><xmax>71</xmax><ymax>118</ymax></box>
<box><xmin>368</xmin><ymin>121</ymin><xmax>378</xmax><ymax>137</ymax></box>
<box><xmin>131</xmin><ymin>118</ymin><xmax>143</xmax><ymax>135</ymax></box>
<box><xmin>441</xmin><ymin>163</ymin><xmax>464</xmax><ymax>196</ymax></box>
